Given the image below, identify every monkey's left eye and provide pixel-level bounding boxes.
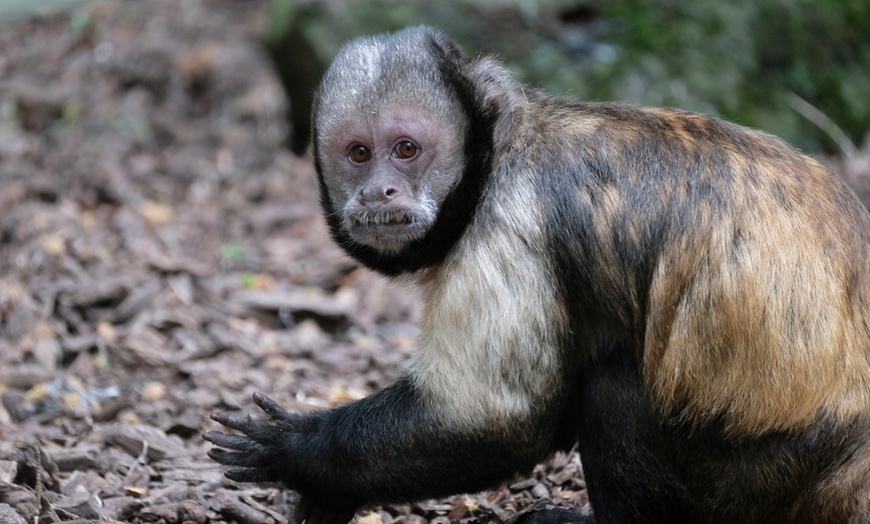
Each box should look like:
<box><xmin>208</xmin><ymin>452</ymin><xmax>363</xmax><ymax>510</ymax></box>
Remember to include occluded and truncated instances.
<box><xmin>394</xmin><ymin>141</ymin><xmax>419</xmax><ymax>159</ymax></box>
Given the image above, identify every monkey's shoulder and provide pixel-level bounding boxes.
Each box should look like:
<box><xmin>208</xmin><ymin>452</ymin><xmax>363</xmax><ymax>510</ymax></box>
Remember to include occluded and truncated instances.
<box><xmin>512</xmin><ymin>97</ymin><xmax>853</xmax><ymax>204</ymax></box>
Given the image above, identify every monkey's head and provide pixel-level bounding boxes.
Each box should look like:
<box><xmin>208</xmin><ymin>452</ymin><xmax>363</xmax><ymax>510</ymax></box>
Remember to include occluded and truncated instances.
<box><xmin>312</xmin><ymin>26</ymin><xmax>520</xmax><ymax>275</ymax></box>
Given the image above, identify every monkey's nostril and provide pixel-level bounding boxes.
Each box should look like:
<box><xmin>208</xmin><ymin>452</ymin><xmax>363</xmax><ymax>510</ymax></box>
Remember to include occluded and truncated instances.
<box><xmin>384</xmin><ymin>187</ymin><xmax>398</xmax><ymax>198</ymax></box>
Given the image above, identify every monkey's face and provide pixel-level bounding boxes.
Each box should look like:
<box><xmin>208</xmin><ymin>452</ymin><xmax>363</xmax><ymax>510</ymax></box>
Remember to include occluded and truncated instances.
<box><xmin>313</xmin><ymin>29</ymin><xmax>474</xmax><ymax>260</ymax></box>
<box><xmin>317</xmin><ymin>106</ymin><xmax>466</xmax><ymax>254</ymax></box>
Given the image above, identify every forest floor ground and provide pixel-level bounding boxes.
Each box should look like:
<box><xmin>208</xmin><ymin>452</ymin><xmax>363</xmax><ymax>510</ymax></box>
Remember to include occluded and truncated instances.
<box><xmin>1</xmin><ymin>1</ymin><xmax>867</xmax><ymax>523</ymax></box>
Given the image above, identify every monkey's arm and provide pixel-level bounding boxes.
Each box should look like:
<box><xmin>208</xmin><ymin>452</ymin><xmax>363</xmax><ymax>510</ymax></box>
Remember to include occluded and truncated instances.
<box><xmin>204</xmin><ymin>379</ymin><xmax>547</xmax><ymax>519</ymax></box>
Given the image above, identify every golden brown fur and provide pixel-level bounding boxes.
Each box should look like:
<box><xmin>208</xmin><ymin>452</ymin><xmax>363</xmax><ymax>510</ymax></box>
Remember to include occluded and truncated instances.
<box><xmin>635</xmin><ymin>114</ymin><xmax>870</xmax><ymax>435</ymax></box>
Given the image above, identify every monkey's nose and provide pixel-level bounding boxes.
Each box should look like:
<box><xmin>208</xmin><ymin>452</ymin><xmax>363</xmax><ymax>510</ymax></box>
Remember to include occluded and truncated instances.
<box><xmin>360</xmin><ymin>185</ymin><xmax>400</xmax><ymax>204</ymax></box>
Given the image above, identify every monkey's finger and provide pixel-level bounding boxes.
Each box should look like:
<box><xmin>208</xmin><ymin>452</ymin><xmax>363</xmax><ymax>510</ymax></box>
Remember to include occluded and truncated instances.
<box><xmin>207</xmin><ymin>447</ymin><xmax>274</xmax><ymax>468</ymax></box>
<box><xmin>209</xmin><ymin>411</ymin><xmax>264</xmax><ymax>433</ymax></box>
<box><xmin>224</xmin><ymin>466</ymin><xmax>282</xmax><ymax>483</ymax></box>
<box><xmin>252</xmin><ymin>391</ymin><xmax>293</xmax><ymax>419</ymax></box>
<box><xmin>202</xmin><ymin>430</ymin><xmax>255</xmax><ymax>451</ymax></box>
<box><xmin>207</xmin><ymin>447</ymin><xmax>246</xmax><ymax>466</ymax></box>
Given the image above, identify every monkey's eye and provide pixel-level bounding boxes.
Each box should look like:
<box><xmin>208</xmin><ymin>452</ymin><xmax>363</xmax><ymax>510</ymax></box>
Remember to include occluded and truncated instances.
<box><xmin>349</xmin><ymin>145</ymin><xmax>372</xmax><ymax>163</ymax></box>
<box><xmin>393</xmin><ymin>141</ymin><xmax>419</xmax><ymax>159</ymax></box>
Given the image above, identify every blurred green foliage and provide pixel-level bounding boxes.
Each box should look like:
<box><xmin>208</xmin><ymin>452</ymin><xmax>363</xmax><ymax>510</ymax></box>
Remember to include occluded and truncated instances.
<box><xmin>274</xmin><ymin>0</ymin><xmax>869</xmax><ymax>153</ymax></box>
<box><xmin>0</xmin><ymin>0</ymin><xmax>88</xmax><ymax>20</ymax></box>
<box><xmin>569</xmin><ymin>0</ymin><xmax>870</xmax><ymax>152</ymax></box>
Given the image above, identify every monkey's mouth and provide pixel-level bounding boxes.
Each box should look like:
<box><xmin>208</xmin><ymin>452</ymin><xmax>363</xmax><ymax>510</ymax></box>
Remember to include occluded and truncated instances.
<box><xmin>349</xmin><ymin>210</ymin><xmax>414</xmax><ymax>228</ymax></box>
<box><xmin>345</xmin><ymin>209</ymin><xmax>429</xmax><ymax>252</ymax></box>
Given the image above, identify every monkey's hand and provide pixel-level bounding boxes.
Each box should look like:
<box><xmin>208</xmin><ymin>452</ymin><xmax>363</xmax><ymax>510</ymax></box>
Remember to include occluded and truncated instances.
<box><xmin>203</xmin><ymin>392</ymin><xmax>360</xmax><ymax>524</ymax></box>
<box><xmin>204</xmin><ymin>392</ymin><xmax>306</xmax><ymax>484</ymax></box>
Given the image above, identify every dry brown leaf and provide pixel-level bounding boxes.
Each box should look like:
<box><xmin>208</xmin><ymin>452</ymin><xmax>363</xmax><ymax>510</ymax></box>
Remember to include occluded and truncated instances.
<box><xmin>139</xmin><ymin>201</ymin><xmax>174</xmax><ymax>227</ymax></box>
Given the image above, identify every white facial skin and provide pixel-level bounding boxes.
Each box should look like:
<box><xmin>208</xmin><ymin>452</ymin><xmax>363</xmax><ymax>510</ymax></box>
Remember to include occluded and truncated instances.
<box><xmin>321</xmin><ymin>107</ymin><xmax>466</xmax><ymax>254</ymax></box>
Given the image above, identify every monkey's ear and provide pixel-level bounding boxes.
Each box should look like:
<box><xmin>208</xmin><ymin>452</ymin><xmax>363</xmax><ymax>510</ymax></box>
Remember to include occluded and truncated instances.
<box><xmin>468</xmin><ymin>57</ymin><xmax>525</xmax><ymax>152</ymax></box>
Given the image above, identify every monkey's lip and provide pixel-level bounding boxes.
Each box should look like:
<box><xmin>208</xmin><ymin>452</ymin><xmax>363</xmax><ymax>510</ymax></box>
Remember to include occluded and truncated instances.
<box><xmin>346</xmin><ymin>210</ymin><xmax>428</xmax><ymax>251</ymax></box>
<box><xmin>349</xmin><ymin>210</ymin><xmax>414</xmax><ymax>228</ymax></box>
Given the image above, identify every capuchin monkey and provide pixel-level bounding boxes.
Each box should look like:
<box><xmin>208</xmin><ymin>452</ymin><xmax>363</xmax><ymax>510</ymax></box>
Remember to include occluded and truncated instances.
<box><xmin>204</xmin><ymin>26</ymin><xmax>870</xmax><ymax>523</ymax></box>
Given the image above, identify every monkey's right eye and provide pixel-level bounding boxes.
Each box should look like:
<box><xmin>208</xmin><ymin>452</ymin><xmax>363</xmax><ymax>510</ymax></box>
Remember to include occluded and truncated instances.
<box><xmin>349</xmin><ymin>145</ymin><xmax>372</xmax><ymax>164</ymax></box>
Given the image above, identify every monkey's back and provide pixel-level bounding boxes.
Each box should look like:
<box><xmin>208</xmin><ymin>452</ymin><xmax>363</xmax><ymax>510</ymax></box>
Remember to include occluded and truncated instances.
<box><xmin>499</xmin><ymin>98</ymin><xmax>870</xmax><ymax>518</ymax></box>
